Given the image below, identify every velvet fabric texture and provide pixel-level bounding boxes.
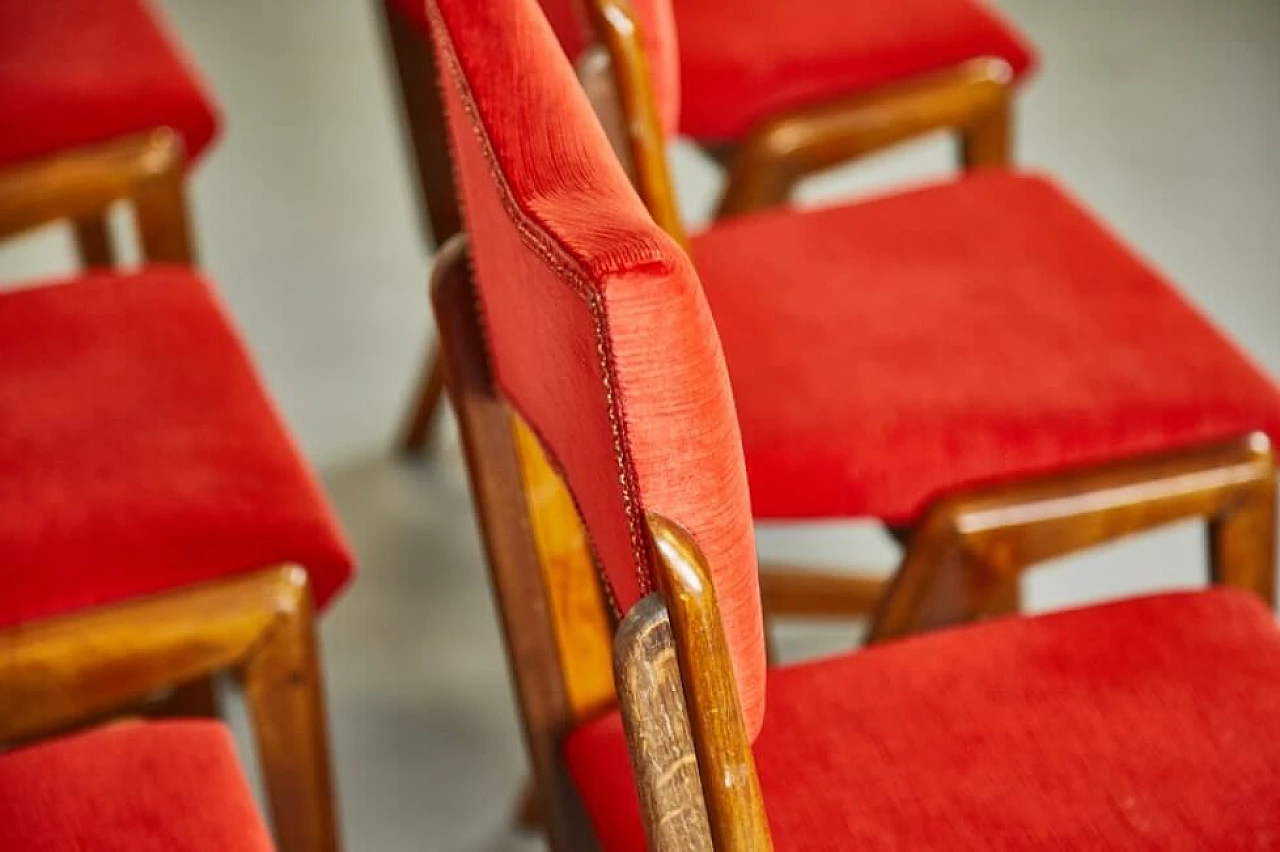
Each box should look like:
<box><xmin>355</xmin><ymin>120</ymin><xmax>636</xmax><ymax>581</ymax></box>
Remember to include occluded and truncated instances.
<box><xmin>0</xmin><ymin>721</ymin><xmax>275</xmax><ymax>851</ymax></box>
<box><xmin>0</xmin><ymin>268</ymin><xmax>353</xmax><ymax>629</ymax></box>
<box><xmin>426</xmin><ymin>0</ymin><xmax>766</xmax><ymax>735</ymax></box>
<box><xmin>0</xmin><ymin>0</ymin><xmax>219</xmax><ymax>168</ymax></box>
<box><xmin>566</xmin><ymin>589</ymin><xmax>1280</xmax><ymax>850</ymax></box>
<box><xmin>390</xmin><ymin>0</ymin><xmax>681</xmax><ymax>137</ymax></box>
<box><xmin>693</xmin><ymin>171</ymin><xmax>1280</xmax><ymax>523</ymax></box>
<box><xmin>670</xmin><ymin>0</ymin><xmax>1036</xmax><ymax>141</ymax></box>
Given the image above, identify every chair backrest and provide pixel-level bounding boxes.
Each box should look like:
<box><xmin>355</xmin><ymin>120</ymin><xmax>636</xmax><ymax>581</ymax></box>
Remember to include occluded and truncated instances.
<box><xmin>424</xmin><ymin>0</ymin><xmax>766</xmax><ymax>741</ymax></box>
<box><xmin>537</xmin><ymin>0</ymin><xmax>681</xmax><ymax>138</ymax></box>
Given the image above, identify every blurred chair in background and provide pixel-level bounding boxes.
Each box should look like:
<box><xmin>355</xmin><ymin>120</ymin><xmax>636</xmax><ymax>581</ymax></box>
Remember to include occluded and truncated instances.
<box><xmin>426</xmin><ymin>0</ymin><xmax>1280</xmax><ymax>846</ymax></box>
<box><xmin>0</xmin><ymin>721</ymin><xmax>277</xmax><ymax>851</ymax></box>
<box><xmin>0</xmin><ymin>23</ymin><xmax>353</xmax><ymax>845</ymax></box>
<box><xmin>0</xmin><ymin>0</ymin><xmax>220</xmax><ymax>265</ymax></box>
<box><xmin>384</xmin><ymin>0</ymin><xmax>1036</xmax><ymax>451</ymax></box>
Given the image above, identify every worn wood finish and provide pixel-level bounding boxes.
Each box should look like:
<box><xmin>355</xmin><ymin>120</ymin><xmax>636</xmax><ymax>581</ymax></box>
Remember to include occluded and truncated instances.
<box><xmin>615</xmin><ymin>594</ymin><xmax>713</xmax><ymax>851</ymax></box>
<box><xmin>241</xmin><ymin>566</ymin><xmax>340</xmax><ymax>852</ymax></box>
<box><xmin>649</xmin><ymin>514</ymin><xmax>773</xmax><ymax>851</ymax></box>
<box><xmin>869</xmin><ymin>433</ymin><xmax>1278</xmax><ymax>643</ymax></box>
<box><xmin>716</xmin><ymin>58</ymin><xmax>1014</xmax><ymax>218</ymax></box>
<box><xmin>431</xmin><ymin>235</ymin><xmax>599</xmax><ymax>850</ymax></box>
<box><xmin>72</xmin><ymin>213</ymin><xmax>116</xmax><ymax>268</ymax></box>
<box><xmin>0</xmin><ymin>129</ymin><xmax>193</xmax><ymax>264</ymax></box>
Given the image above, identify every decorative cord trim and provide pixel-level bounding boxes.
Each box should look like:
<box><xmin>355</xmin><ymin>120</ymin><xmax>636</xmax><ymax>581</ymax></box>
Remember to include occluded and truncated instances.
<box><xmin>426</xmin><ymin>0</ymin><xmax>654</xmax><ymax>602</ymax></box>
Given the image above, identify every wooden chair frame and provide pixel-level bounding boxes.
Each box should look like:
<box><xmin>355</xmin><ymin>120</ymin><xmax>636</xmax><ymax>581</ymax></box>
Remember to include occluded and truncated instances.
<box><xmin>383</xmin><ymin>0</ymin><xmax>1017</xmax><ymax>452</ymax></box>
<box><xmin>0</xmin><ymin>129</ymin><xmax>340</xmax><ymax>852</ymax></box>
<box><xmin>432</xmin><ymin>230</ymin><xmax>1277</xmax><ymax>849</ymax></box>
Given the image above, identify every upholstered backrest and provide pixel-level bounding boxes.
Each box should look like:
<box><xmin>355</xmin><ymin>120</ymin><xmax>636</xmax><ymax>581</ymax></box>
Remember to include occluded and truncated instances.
<box><xmin>537</xmin><ymin>0</ymin><xmax>681</xmax><ymax>138</ymax></box>
<box><xmin>425</xmin><ymin>0</ymin><xmax>766</xmax><ymax>736</ymax></box>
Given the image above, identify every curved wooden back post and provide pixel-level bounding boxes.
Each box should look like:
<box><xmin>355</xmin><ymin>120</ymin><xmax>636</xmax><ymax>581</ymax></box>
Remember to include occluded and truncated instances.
<box><xmin>645</xmin><ymin>513</ymin><xmax>773</xmax><ymax>850</ymax></box>
<box><xmin>430</xmin><ymin>234</ymin><xmax>608</xmax><ymax>849</ymax></box>
<box><xmin>585</xmin><ymin>0</ymin><xmax>688</xmax><ymax>249</ymax></box>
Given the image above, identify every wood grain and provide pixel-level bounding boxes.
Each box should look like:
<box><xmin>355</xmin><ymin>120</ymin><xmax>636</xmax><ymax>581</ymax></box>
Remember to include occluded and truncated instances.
<box><xmin>615</xmin><ymin>594</ymin><xmax>712</xmax><ymax>851</ymax></box>
<box><xmin>870</xmin><ymin>433</ymin><xmax>1278</xmax><ymax>643</ymax></box>
<box><xmin>648</xmin><ymin>513</ymin><xmax>773</xmax><ymax>851</ymax></box>
<box><xmin>431</xmin><ymin>235</ymin><xmax>599</xmax><ymax>850</ymax></box>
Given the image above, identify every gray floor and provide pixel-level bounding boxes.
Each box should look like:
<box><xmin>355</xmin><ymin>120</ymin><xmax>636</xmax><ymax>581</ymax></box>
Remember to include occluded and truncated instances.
<box><xmin>2</xmin><ymin>0</ymin><xmax>1278</xmax><ymax>848</ymax></box>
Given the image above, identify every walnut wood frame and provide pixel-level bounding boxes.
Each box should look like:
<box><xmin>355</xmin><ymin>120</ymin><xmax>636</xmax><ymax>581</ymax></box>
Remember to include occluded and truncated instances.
<box><xmin>0</xmin><ymin>129</ymin><xmax>340</xmax><ymax>852</ymax></box>
<box><xmin>433</xmin><ymin>232</ymin><xmax>1278</xmax><ymax>850</ymax></box>
<box><xmin>386</xmin><ymin>0</ymin><xmax>1016</xmax><ymax>452</ymax></box>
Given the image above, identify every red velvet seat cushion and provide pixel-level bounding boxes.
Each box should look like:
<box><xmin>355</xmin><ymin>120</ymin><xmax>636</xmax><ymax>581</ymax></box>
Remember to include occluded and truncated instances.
<box><xmin>0</xmin><ymin>0</ymin><xmax>219</xmax><ymax>168</ymax></box>
<box><xmin>0</xmin><ymin>267</ymin><xmax>353</xmax><ymax>629</ymax></box>
<box><xmin>692</xmin><ymin>171</ymin><xmax>1280</xmax><ymax>524</ymax></box>
<box><xmin>672</xmin><ymin>0</ymin><xmax>1036</xmax><ymax>141</ymax></box>
<box><xmin>566</xmin><ymin>588</ymin><xmax>1280</xmax><ymax>849</ymax></box>
<box><xmin>0</xmin><ymin>720</ymin><xmax>274</xmax><ymax>851</ymax></box>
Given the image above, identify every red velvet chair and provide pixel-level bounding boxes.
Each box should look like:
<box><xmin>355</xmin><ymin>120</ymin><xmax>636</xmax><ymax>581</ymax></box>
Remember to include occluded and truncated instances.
<box><xmin>0</xmin><ymin>0</ymin><xmax>220</xmax><ymax>265</ymax></box>
<box><xmin>417</xmin><ymin>0</ymin><xmax>1280</xmax><ymax>633</ymax></box>
<box><xmin>0</xmin><ymin>721</ymin><xmax>276</xmax><ymax>851</ymax></box>
<box><xmin>0</xmin><ymin>131</ymin><xmax>351</xmax><ymax>850</ymax></box>
<box><xmin>384</xmin><ymin>0</ymin><xmax>1037</xmax><ymax>450</ymax></box>
<box><xmin>424</xmin><ymin>0</ymin><xmax>1280</xmax><ymax>845</ymax></box>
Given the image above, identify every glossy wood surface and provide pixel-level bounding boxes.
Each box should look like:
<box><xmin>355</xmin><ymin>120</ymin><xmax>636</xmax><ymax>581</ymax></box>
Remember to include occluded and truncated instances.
<box><xmin>588</xmin><ymin>0</ymin><xmax>689</xmax><ymax>247</ymax></box>
<box><xmin>716</xmin><ymin>59</ymin><xmax>1014</xmax><ymax>218</ymax></box>
<box><xmin>513</xmin><ymin>416</ymin><xmax>617</xmax><ymax>719</ymax></box>
<box><xmin>0</xmin><ymin>566</ymin><xmax>340</xmax><ymax>851</ymax></box>
<box><xmin>430</xmin><ymin>236</ymin><xmax>599</xmax><ymax>850</ymax></box>
<box><xmin>0</xmin><ymin>129</ymin><xmax>194</xmax><ymax>264</ymax></box>
<box><xmin>649</xmin><ymin>513</ymin><xmax>773</xmax><ymax>851</ymax></box>
<box><xmin>870</xmin><ymin>433</ymin><xmax>1277</xmax><ymax>643</ymax></box>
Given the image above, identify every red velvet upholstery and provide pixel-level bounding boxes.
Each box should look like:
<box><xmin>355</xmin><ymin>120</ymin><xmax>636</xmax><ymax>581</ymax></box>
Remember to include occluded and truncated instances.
<box><xmin>389</xmin><ymin>0</ymin><xmax>680</xmax><ymax>137</ymax></box>
<box><xmin>0</xmin><ymin>0</ymin><xmax>219</xmax><ymax>168</ymax></box>
<box><xmin>426</xmin><ymin>0</ymin><xmax>766</xmax><ymax>734</ymax></box>
<box><xmin>693</xmin><ymin>171</ymin><xmax>1280</xmax><ymax>524</ymax></box>
<box><xmin>671</xmin><ymin>0</ymin><xmax>1036</xmax><ymax>141</ymax></box>
<box><xmin>0</xmin><ymin>267</ymin><xmax>353</xmax><ymax>629</ymax></box>
<box><xmin>0</xmin><ymin>721</ymin><xmax>275</xmax><ymax>851</ymax></box>
<box><xmin>566</xmin><ymin>589</ymin><xmax>1280</xmax><ymax>849</ymax></box>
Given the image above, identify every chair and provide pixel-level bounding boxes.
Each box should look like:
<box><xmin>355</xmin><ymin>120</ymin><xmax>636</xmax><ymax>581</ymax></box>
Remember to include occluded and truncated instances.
<box><xmin>384</xmin><ymin>0</ymin><xmax>1035</xmax><ymax>450</ymax></box>
<box><xmin>0</xmin><ymin>0</ymin><xmax>220</xmax><ymax>266</ymax></box>
<box><xmin>420</xmin><ymin>0</ymin><xmax>1280</xmax><ymax>635</ymax></box>
<box><xmin>424</xmin><ymin>0</ymin><xmax>1280</xmax><ymax>846</ymax></box>
<box><xmin>0</xmin><ymin>720</ymin><xmax>276</xmax><ymax>851</ymax></box>
<box><xmin>0</xmin><ymin>130</ymin><xmax>351</xmax><ymax>851</ymax></box>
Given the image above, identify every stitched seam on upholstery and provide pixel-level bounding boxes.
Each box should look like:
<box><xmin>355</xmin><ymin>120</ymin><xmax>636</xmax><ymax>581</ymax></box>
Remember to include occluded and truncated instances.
<box><xmin>427</xmin><ymin>0</ymin><xmax>654</xmax><ymax>598</ymax></box>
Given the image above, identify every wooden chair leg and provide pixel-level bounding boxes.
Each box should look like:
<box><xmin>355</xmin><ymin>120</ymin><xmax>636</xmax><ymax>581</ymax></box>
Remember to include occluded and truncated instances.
<box><xmin>958</xmin><ymin>97</ymin><xmax>1013</xmax><ymax>170</ymax></box>
<box><xmin>514</xmin><ymin>780</ymin><xmax>542</xmax><ymax>831</ymax></box>
<box><xmin>1208</xmin><ymin>472</ymin><xmax>1277</xmax><ymax>606</ymax></box>
<box><xmin>240</xmin><ymin>567</ymin><xmax>339</xmax><ymax>852</ymax></box>
<box><xmin>72</xmin><ymin>213</ymin><xmax>116</xmax><ymax>268</ymax></box>
<box><xmin>399</xmin><ymin>343</ymin><xmax>447</xmax><ymax>454</ymax></box>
